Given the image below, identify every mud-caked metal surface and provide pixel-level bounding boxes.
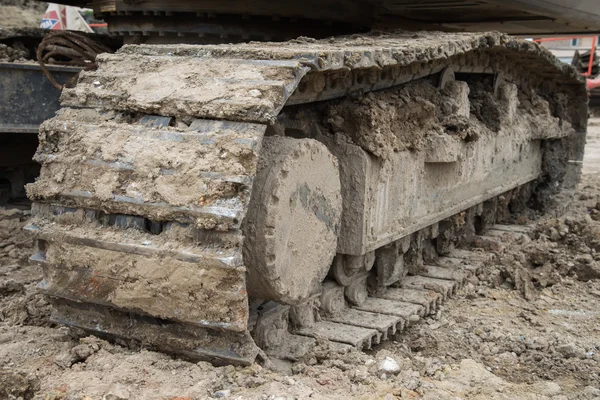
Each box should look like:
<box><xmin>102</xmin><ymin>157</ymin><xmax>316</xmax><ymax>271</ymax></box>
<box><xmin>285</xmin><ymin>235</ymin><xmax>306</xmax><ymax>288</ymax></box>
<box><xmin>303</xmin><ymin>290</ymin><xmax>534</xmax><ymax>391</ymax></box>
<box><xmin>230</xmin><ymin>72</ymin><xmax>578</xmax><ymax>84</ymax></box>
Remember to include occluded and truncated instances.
<box><xmin>243</xmin><ymin>136</ymin><xmax>342</xmax><ymax>304</ymax></box>
<box><xmin>26</xmin><ymin>31</ymin><xmax>588</xmax><ymax>364</ymax></box>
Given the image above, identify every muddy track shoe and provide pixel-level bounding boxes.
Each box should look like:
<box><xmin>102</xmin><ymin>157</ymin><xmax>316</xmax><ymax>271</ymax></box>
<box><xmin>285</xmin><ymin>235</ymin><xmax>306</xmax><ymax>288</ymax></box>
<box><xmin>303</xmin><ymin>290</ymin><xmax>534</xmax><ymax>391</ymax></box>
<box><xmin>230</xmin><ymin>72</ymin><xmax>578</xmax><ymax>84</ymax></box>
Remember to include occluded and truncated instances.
<box><xmin>27</xmin><ymin>31</ymin><xmax>587</xmax><ymax>365</ymax></box>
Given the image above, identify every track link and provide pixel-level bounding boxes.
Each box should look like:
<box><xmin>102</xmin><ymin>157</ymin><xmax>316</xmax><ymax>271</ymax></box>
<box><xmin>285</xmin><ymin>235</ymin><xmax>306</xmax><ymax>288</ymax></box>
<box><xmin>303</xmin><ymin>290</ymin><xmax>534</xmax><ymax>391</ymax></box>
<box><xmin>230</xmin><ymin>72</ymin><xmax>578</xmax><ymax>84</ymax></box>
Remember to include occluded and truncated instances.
<box><xmin>294</xmin><ymin>246</ymin><xmax>490</xmax><ymax>352</ymax></box>
<box><xmin>270</xmin><ymin>223</ymin><xmax>532</xmax><ymax>360</ymax></box>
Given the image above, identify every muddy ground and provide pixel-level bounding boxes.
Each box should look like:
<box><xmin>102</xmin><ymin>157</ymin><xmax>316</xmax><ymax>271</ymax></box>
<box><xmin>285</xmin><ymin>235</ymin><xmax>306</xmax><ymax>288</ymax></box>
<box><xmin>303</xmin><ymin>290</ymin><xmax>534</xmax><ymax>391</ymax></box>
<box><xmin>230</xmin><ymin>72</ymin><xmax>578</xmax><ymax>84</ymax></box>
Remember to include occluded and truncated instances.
<box><xmin>1</xmin><ymin>122</ymin><xmax>600</xmax><ymax>399</ymax></box>
<box><xmin>1</xmin><ymin>119</ymin><xmax>599</xmax><ymax>400</ymax></box>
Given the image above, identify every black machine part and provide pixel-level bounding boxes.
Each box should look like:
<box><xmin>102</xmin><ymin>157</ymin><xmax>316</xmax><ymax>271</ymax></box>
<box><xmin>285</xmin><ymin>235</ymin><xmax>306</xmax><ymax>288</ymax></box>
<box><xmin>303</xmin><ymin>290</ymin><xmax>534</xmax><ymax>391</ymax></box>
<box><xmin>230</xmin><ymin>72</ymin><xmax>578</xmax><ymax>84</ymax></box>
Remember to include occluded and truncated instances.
<box><xmin>0</xmin><ymin>63</ymin><xmax>80</xmax><ymax>134</ymax></box>
<box><xmin>34</xmin><ymin>0</ymin><xmax>600</xmax><ymax>39</ymax></box>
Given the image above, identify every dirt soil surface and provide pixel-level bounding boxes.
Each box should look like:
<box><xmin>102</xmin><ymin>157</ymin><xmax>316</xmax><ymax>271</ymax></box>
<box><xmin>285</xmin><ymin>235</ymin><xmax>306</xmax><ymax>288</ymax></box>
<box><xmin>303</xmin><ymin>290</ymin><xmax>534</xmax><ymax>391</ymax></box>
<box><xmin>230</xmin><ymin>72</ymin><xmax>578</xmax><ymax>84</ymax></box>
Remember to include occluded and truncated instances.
<box><xmin>0</xmin><ymin>1</ymin><xmax>46</xmax><ymax>29</ymax></box>
<box><xmin>1</xmin><ymin>116</ymin><xmax>600</xmax><ymax>400</ymax></box>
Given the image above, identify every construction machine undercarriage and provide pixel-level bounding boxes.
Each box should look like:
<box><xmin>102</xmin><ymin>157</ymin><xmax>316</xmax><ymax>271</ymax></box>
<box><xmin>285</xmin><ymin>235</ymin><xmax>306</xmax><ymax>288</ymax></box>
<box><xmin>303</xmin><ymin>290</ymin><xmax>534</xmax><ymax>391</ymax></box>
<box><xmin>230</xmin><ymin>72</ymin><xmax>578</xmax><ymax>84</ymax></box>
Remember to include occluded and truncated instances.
<box><xmin>24</xmin><ymin>28</ymin><xmax>588</xmax><ymax>364</ymax></box>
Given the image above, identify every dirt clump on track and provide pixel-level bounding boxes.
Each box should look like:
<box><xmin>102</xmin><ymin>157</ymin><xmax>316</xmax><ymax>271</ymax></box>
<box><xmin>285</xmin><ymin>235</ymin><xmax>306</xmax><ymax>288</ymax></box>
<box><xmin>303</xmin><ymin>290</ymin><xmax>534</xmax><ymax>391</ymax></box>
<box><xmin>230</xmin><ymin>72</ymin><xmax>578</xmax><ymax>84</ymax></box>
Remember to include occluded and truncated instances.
<box><xmin>0</xmin><ymin>39</ymin><xmax>29</xmax><ymax>61</ymax></box>
<box><xmin>1</xmin><ymin>127</ymin><xmax>600</xmax><ymax>397</ymax></box>
<box><xmin>323</xmin><ymin>74</ymin><xmax>564</xmax><ymax>161</ymax></box>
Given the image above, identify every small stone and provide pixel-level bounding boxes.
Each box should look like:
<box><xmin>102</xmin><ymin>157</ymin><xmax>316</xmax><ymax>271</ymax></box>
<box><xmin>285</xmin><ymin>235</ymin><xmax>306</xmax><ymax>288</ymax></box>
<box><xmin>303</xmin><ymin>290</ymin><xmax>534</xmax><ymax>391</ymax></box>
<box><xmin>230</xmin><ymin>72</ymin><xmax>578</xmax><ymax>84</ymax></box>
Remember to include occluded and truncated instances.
<box><xmin>0</xmin><ymin>371</ymin><xmax>39</xmax><ymax>399</ymax></box>
<box><xmin>214</xmin><ymin>389</ymin><xmax>231</xmax><ymax>398</ymax></box>
<box><xmin>556</xmin><ymin>343</ymin><xmax>586</xmax><ymax>359</ymax></box>
<box><xmin>197</xmin><ymin>361</ymin><xmax>214</xmax><ymax>371</ymax></box>
<box><xmin>291</xmin><ymin>362</ymin><xmax>306</xmax><ymax>375</ymax></box>
<box><xmin>531</xmin><ymin>381</ymin><xmax>561</xmax><ymax>396</ymax></box>
<box><xmin>54</xmin><ymin>352</ymin><xmax>77</xmax><ymax>369</ymax></box>
<box><xmin>549</xmin><ymin>227</ymin><xmax>561</xmax><ymax>241</ymax></box>
<box><xmin>498</xmin><ymin>351</ymin><xmax>519</xmax><ymax>365</ymax></box>
<box><xmin>586</xmin><ymin>351</ymin><xmax>595</xmax><ymax>359</ymax></box>
<box><xmin>248</xmin><ymin>89</ymin><xmax>262</xmax><ymax>98</ymax></box>
<box><xmin>104</xmin><ymin>383</ymin><xmax>130</xmax><ymax>400</ymax></box>
<box><xmin>352</xmin><ymin>366</ymin><xmax>369</xmax><ymax>383</ymax></box>
<box><xmin>72</xmin><ymin>344</ymin><xmax>96</xmax><ymax>360</ymax></box>
<box><xmin>0</xmin><ymin>280</ymin><xmax>24</xmax><ymax>295</ymax></box>
<box><xmin>244</xmin><ymin>376</ymin><xmax>267</xmax><ymax>388</ymax></box>
<box><xmin>583</xmin><ymin>386</ymin><xmax>600</xmax><ymax>396</ymax></box>
<box><xmin>525</xmin><ymin>337</ymin><xmax>549</xmax><ymax>351</ymax></box>
<box><xmin>378</xmin><ymin>357</ymin><xmax>401</xmax><ymax>375</ymax></box>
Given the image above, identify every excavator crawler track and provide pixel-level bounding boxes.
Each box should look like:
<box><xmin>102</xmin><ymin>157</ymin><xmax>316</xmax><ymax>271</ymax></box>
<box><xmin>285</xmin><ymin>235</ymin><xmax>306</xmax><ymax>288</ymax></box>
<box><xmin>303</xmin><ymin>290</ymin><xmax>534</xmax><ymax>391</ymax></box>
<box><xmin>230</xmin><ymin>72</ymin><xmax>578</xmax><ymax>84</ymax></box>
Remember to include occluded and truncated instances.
<box><xmin>27</xmin><ymin>31</ymin><xmax>587</xmax><ymax>365</ymax></box>
<box><xmin>296</xmin><ymin>248</ymin><xmax>488</xmax><ymax>349</ymax></box>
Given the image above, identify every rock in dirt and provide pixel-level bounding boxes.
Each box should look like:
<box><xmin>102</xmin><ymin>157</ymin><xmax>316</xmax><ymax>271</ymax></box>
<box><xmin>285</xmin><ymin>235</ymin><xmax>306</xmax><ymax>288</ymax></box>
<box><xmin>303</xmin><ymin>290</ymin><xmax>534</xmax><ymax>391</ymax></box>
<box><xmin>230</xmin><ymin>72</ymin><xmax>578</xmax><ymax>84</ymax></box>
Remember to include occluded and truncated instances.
<box><xmin>525</xmin><ymin>337</ymin><xmax>549</xmax><ymax>351</ymax></box>
<box><xmin>54</xmin><ymin>342</ymin><xmax>100</xmax><ymax>368</ymax></box>
<box><xmin>0</xmin><ymin>370</ymin><xmax>39</xmax><ymax>400</ymax></box>
<box><xmin>556</xmin><ymin>343</ymin><xmax>587</xmax><ymax>359</ymax></box>
<box><xmin>104</xmin><ymin>383</ymin><xmax>130</xmax><ymax>400</ymax></box>
<box><xmin>531</xmin><ymin>381</ymin><xmax>562</xmax><ymax>396</ymax></box>
<box><xmin>0</xmin><ymin>279</ymin><xmax>24</xmax><ymax>295</ymax></box>
<box><xmin>214</xmin><ymin>389</ymin><xmax>231</xmax><ymax>398</ymax></box>
<box><xmin>573</xmin><ymin>262</ymin><xmax>600</xmax><ymax>281</ymax></box>
<box><xmin>378</xmin><ymin>357</ymin><xmax>401</xmax><ymax>375</ymax></box>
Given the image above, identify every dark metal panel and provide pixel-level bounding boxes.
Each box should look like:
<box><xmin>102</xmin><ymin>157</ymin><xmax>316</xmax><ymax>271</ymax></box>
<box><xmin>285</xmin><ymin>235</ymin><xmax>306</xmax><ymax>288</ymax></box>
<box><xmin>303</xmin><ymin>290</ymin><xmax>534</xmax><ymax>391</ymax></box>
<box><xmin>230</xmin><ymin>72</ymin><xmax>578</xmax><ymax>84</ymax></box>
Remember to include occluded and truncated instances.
<box><xmin>0</xmin><ymin>133</ymin><xmax>39</xmax><ymax>167</ymax></box>
<box><xmin>0</xmin><ymin>63</ymin><xmax>80</xmax><ymax>130</ymax></box>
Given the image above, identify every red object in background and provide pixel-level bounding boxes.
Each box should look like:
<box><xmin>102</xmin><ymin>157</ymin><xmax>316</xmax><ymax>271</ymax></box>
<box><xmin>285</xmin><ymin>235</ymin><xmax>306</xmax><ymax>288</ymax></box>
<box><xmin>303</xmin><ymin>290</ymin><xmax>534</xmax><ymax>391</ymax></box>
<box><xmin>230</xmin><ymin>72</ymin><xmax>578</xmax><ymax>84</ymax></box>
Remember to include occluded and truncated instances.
<box><xmin>534</xmin><ymin>35</ymin><xmax>598</xmax><ymax>77</ymax></box>
<box><xmin>587</xmin><ymin>36</ymin><xmax>597</xmax><ymax>77</ymax></box>
<box><xmin>533</xmin><ymin>36</ymin><xmax>600</xmax><ymax>97</ymax></box>
<box><xmin>586</xmin><ymin>36</ymin><xmax>599</xmax><ymax>94</ymax></box>
<box><xmin>588</xmin><ymin>76</ymin><xmax>600</xmax><ymax>91</ymax></box>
